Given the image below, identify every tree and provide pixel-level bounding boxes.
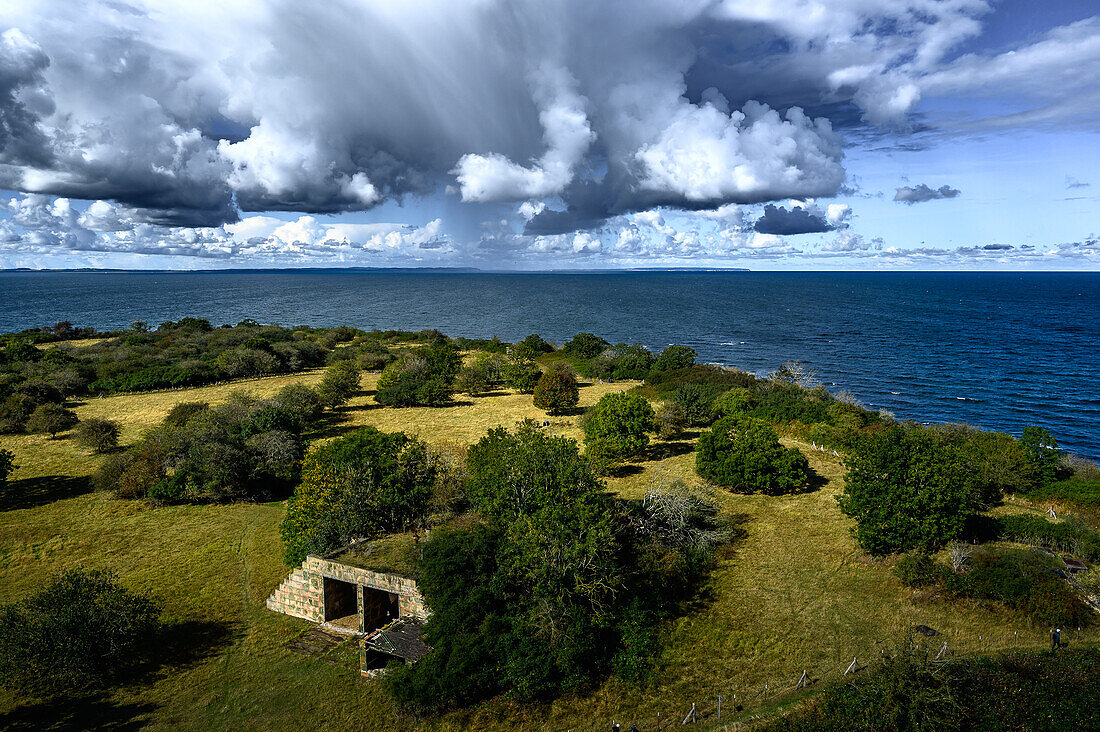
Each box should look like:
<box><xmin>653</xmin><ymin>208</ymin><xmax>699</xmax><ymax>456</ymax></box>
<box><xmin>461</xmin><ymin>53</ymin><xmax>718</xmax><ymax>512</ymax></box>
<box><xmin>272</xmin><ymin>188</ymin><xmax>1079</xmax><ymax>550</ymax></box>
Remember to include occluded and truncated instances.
<box><xmin>74</xmin><ymin>417</ymin><xmax>121</xmax><ymax>453</ymax></box>
<box><xmin>316</xmin><ymin>360</ymin><xmax>361</xmax><ymax>409</ymax></box>
<box><xmin>25</xmin><ymin>403</ymin><xmax>79</xmax><ymax>438</ymax></box>
<box><xmin>695</xmin><ymin>417</ymin><xmax>809</xmax><ymax>494</ymax></box>
<box><xmin>501</xmin><ymin>356</ymin><xmax>542</xmax><ymax>394</ymax></box>
<box><xmin>836</xmin><ymin>426</ymin><xmax>982</xmax><ymax>555</ymax></box>
<box><xmin>653</xmin><ymin>344</ymin><xmax>696</xmax><ymax>372</ymax></box>
<box><xmin>455</xmin><ymin>352</ymin><xmax>502</xmax><ymax>396</ymax></box>
<box><xmin>375</xmin><ymin>353</ymin><xmax>453</xmax><ymax>407</ymax></box>
<box><xmin>280</xmin><ymin>427</ymin><xmax>436</xmax><ymax>564</ymax></box>
<box><xmin>582</xmin><ymin>391</ymin><xmax>658</xmax><ymax>461</ymax></box>
<box><xmin>0</xmin><ymin>569</ymin><xmax>161</xmax><ymax>693</ymax></box>
<box><xmin>562</xmin><ymin>332</ymin><xmax>609</xmax><ymax>359</ymax></box>
<box><xmin>609</xmin><ymin>343</ymin><xmax>656</xmax><ymax>380</ymax></box>
<box><xmin>671</xmin><ymin>383</ymin><xmax>717</xmax><ymax>426</ymax></box>
<box><xmin>0</xmin><ymin>449</ymin><xmax>14</xmax><ymax>487</ymax></box>
<box><xmin>1021</xmin><ymin>426</ymin><xmax>1059</xmax><ymax>491</ymax></box>
<box><xmin>511</xmin><ymin>333</ymin><xmax>555</xmax><ymax>360</ymax></box>
<box><xmin>533</xmin><ymin>365</ymin><xmax>579</xmax><ymax>415</ymax></box>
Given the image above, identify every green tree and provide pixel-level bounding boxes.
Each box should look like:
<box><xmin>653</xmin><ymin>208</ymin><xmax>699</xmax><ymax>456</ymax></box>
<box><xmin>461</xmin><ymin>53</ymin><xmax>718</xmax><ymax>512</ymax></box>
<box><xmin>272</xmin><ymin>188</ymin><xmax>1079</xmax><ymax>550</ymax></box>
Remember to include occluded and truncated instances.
<box><xmin>511</xmin><ymin>333</ymin><xmax>555</xmax><ymax>360</ymax></box>
<box><xmin>653</xmin><ymin>344</ymin><xmax>696</xmax><ymax>371</ymax></box>
<box><xmin>583</xmin><ymin>391</ymin><xmax>658</xmax><ymax>461</ymax></box>
<box><xmin>837</xmin><ymin>426</ymin><xmax>982</xmax><ymax>555</ymax></box>
<box><xmin>562</xmin><ymin>332</ymin><xmax>609</xmax><ymax>359</ymax></box>
<box><xmin>695</xmin><ymin>417</ymin><xmax>809</xmax><ymax>494</ymax></box>
<box><xmin>0</xmin><ymin>569</ymin><xmax>161</xmax><ymax>693</ymax></box>
<box><xmin>0</xmin><ymin>449</ymin><xmax>14</xmax><ymax>487</ymax></box>
<box><xmin>455</xmin><ymin>352</ymin><xmax>502</xmax><ymax>396</ymax></box>
<box><xmin>280</xmin><ymin>427</ymin><xmax>435</xmax><ymax>564</ymax></box>
<box><xmin>317</xmin><ymin>360</ymin><xmax>361</xmax><ymax>409</ymax></box>
<box><xmin>533</xmin><ymin>365</ymin><xmax>579</xmax><ymax>415</ymax></box>
<box><xmin>74</xmin><ymin>417</ymin><xmax>121</xmax><ymax>453</ymax></box>
<box><xmin>25</xmin><ymin>402</ymin><xmax>79</xmax><ymax>438</ymax></box>
<box><xmin>1021</xmin><ymin>426</ymin><xmax>1059</xmax><ymax>491</ymax></box>
<box><xmin>501</xmin><ymin>356</ymin><xmax>542</xmax><ymax>394</ymax></box>
<box><xmin>375</xmin><ymin>352</ymin><xmax>453</xmax><ymax>407</ymax></box>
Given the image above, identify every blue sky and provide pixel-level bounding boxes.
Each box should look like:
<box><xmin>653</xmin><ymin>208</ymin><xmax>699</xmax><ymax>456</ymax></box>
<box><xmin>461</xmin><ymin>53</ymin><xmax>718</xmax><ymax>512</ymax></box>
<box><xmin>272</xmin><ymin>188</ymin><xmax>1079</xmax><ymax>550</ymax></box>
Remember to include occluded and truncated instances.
<box><xmin>0</xmin><ymin>0</ymin><xmax>1097</xmax><ymax>270</ymax></box>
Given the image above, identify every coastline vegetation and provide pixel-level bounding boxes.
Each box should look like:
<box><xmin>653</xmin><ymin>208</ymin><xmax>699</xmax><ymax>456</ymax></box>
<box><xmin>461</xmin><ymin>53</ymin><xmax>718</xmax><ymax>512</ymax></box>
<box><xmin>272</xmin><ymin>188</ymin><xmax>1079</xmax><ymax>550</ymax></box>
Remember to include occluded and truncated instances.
<box><xmin>0</xmin><ymin>320</ymin><xmax>1098</xmax><ymax>729</ymax></box>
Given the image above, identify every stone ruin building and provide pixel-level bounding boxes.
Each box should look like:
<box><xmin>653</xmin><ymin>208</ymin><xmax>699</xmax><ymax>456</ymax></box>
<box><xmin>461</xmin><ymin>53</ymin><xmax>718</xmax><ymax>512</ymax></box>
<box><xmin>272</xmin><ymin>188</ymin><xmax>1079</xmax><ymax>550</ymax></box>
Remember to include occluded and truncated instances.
<box><xmin>267</xmin><ymin>537</ymin><xmax>431</xmax><ymax>675</ymax></box>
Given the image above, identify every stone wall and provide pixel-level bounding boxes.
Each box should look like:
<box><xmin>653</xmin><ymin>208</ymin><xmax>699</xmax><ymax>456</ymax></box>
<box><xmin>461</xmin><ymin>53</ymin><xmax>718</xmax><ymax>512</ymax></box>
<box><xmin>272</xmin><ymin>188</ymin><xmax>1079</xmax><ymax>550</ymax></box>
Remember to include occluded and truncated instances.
<box><xmin>266</xmin><ymin>554</ymin><xmax>430</xmax><ymax>625</ymax></box>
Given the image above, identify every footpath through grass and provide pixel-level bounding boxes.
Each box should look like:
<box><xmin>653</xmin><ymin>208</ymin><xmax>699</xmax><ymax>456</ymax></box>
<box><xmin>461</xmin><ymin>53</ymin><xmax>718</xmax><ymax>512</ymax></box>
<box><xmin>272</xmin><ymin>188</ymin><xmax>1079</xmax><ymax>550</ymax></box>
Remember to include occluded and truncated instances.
<box><xmin>0</xmin><ymin>371</ymin><xmax>1095</xmax><ymax>731</ymax></box>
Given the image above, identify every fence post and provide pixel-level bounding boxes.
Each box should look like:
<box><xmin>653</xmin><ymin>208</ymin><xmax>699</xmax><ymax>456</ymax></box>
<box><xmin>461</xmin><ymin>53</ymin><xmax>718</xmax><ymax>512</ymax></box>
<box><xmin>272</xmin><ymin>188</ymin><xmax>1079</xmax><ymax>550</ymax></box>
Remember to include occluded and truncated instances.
<box><xmin>796</xmin><ymin>670</ymin><xmax>808</xmax><ymax>689</ymax></box>
<box><xmin>845</xmin><ymin>657</ymin><xmax>857</xmax><ymax>675</ymax></box>
<box><xmin>682</xmin><ymin>702</ymin><xmax>696</xmax><ymax>725</ymax></box>
<box><xmin>718</xmin><ymin>694</ymin><xmax>721</xmax><ymax>721</ymax></box>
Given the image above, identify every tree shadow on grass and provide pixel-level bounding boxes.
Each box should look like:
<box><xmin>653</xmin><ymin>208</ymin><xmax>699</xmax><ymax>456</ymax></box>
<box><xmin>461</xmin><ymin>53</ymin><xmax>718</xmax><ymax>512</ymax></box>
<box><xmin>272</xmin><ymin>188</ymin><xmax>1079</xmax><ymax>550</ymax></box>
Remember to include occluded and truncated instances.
<box><xmin>0</xmin><ymin>475</ymin><xmax>93</xmax><ymax>511</ymax></box>
<box><xmin>647</xmin><ymin>440</ymin><xmax>696</xmax><ymax>461</ymax></box>
<box><xmin>0</xmin><ymin>694</ymin><xmax>156</xmax><ymax>732</ymax></box>
<box><xmin>144</xmin><ymin>620</ymin><xmax>238</xmax><ymax>679</ymax></box>
<box><xmin>607</xmin><ymin>464</ymin><xmax>645</xmax><ymax>478</ymax></box>
<box><xmin>802</xmin><ymin>466</ymin><xmax>829</xmax><ymax>494</ymax></box>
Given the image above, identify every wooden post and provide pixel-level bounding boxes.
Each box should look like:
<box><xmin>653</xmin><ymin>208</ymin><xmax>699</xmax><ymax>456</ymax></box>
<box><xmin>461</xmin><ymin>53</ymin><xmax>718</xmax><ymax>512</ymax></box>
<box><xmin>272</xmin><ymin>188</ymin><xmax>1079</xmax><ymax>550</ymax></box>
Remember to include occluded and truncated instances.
<box><xmin>796</xmin><ymin>670</ymin><xmax>808</xmax><ymax>689</ymax></box>
<box><xmin>845</xmin><ymin>657</ymin><xmax>857</xmax><ymax>675</ymax></box>
<box><xmin>682</xmin><ymin>702</ymin><xmax>696</xmax><ymax>725</ymax></box>
<box><xmin>718</xmin><ymin>694</ymin><xmax>721</xmax><ymax>721</ymax></box>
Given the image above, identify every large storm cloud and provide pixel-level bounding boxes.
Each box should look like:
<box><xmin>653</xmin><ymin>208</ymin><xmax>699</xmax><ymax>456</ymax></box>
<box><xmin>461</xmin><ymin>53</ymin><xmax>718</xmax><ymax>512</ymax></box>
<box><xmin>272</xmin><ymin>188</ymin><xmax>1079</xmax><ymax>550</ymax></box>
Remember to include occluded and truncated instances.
<box><xmin>0</xmin><ymin>0</ymin><xmax>1004</xmax><ymax>230</ymax></box>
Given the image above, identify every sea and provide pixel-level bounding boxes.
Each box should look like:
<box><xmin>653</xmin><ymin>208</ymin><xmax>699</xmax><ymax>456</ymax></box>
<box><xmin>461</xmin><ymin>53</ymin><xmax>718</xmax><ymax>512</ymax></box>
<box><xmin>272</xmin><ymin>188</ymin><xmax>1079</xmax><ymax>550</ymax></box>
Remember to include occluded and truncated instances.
<box><xmin>1</xmin><ymin>270</ymin><xmax>1097</xmax><ymax>459</ymax></box>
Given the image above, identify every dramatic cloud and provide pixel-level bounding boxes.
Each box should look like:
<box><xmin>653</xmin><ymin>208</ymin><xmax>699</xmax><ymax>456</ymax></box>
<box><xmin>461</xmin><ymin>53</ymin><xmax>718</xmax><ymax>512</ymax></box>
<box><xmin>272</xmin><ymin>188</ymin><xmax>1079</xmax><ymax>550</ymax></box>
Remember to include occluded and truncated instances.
<box><xmin>754</xmin><ymin>203</ymin><xmax>832</xmax><ymax>235</ymax></box>
<box><xmin>894</xmin><ymin>184</ymin><xmax>961</xmax><ymax>204</ymax></box>
<box><xmin>0</xmin><ymin>1</ymin><xmax>1097</xmax><ymax>267</ymax></box>
<box><xmin>0</xmin><ymin>0</ymin><xmax>1005</xmax><ymax>234</ymax></box>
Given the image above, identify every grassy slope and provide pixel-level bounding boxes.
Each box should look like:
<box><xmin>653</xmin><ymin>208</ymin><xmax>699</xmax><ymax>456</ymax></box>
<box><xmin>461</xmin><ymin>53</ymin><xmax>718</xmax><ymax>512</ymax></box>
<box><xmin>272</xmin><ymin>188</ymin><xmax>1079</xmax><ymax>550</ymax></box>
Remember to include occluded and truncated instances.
<box><xmin>0</xmin><ymin>371</ymin><xmax>1094</xmax><ymax>731</ymax></box>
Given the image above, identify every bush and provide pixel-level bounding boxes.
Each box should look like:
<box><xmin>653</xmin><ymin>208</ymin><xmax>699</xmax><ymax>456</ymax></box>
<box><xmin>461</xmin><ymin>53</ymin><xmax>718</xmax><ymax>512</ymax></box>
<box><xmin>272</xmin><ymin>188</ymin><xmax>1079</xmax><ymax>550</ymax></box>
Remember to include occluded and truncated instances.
<box><xmin>609</xmin><ymin>343</ymin><xmax>655</xmax><ymax>380</ymax></box>
<box><xmin>280</xmin><ymin>427</ymin><xmax>436</xmax><ymax>564</ymax></box>
<box><xmin>562</xmin><ymin>332</ymin><xmax>609</xmax><ymax>359</ymax></box>
<box><xmin>533</xmin><ymin>365</ymin><xmax>579</xmax><ymax>415</ymax></box>
<box><xmin>511</xmin><ymin>333</ymin><xmax>555</xmax><ymax>360</ymax></box>
<box><xmin>695</xmin><ymin>417</ymin><xmax>809</xmax><ymax>494</ymax></box>
<box><xmin>501</xmin><ymin>357</ymin><xmax>542</xmax><ymax>394</ymax></box>
<box><xmin>894</xmin><ymin>552</ymin><xmax>938</xmax><ymax>587</ymax></box>
<box><xmin>25</xmin><ymin>402</ymin><xmax>79</xmax><ymax>438</ymax></box>
<box><xmin>947</xmin><ymin>549</ymin><xmax>1091</xmax><ymax>627</ymax></box>
<box><xmin>0</xmin><ymin>448</ymin><xmax>14</xmax><ymax>487</ymax></box>
<box><xmin>582</xmin><ymin>391</ymin><xmax>658</xmax><ymax>462</ymax></box>
<box><xmin>164</xmin><ymin>401</ymin><xmax>209</xmax><ymax>427</ymax></box>
<box><xmin>0</xmin><ymin>569</ymin><xmax>161</xmax><ymax>694</ymax></box>
<box><xmin>656</xmin><ymin>402</ymin><xmax>686</xmax><ymax>439</ymax></box>
<box><xmin>994</xmin><ymin>514</ymin><xmax>1100</xmax><ymax>563</ymax></box>
<box><xmin>317</xmin><ymin>360</ymin><xmax>361</xmax><ymax>409</ymax></box>
<box><xmin>759</xmin><ymin>646</ymin><xmax>1100</xmax><ymax>732</ymax></box>
<box><xmin>837</xmin><ymin>426</ymin><xmax>982</xmax><ymax>555</ymax></box>
<box><xmin>74</xmin><ymin>417</ymin><xmax>121</xmax><ymax>453</ymax></box>
<box><xmin>455</xmin><ymin>352</ymin><xmax>502</xmax><ymax>396</ymax></box>
<box><xmin>653</xmin><ymin>344</ymin><xmax>695</xmax><ymax>371</ymax></box>
<box><xmin>670</xmin><ymin>383</ymin><xmax>718</xmax><ymax>427</ymax></box>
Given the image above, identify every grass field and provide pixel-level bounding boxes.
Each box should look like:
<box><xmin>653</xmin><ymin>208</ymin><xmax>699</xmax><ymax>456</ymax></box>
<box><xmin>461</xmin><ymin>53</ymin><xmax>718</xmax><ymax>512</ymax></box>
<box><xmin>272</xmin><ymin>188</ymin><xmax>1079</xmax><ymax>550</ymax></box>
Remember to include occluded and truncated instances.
<box><xmin>0</xmin><ymin>371</ymin><xmax>1094</xmax><ymax>731</ymax></box>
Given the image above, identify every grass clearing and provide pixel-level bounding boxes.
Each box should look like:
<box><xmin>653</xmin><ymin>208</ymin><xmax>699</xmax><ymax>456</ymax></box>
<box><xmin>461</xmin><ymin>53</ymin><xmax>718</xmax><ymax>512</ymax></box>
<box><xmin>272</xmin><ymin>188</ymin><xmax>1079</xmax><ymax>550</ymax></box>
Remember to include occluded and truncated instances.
<box><xmin>0</xmin><ymin>371</ymin><xmax>1095</xmax><ymax>730</ymax></box>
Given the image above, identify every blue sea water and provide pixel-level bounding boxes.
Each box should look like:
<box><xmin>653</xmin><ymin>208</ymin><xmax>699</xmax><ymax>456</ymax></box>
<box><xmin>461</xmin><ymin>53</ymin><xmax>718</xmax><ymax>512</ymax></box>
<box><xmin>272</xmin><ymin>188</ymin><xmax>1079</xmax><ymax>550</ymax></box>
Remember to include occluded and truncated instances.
<box><xmin>1</xmin><ymin>270</ymin><xmax>1097</xmax><ymax>459</ymax></box>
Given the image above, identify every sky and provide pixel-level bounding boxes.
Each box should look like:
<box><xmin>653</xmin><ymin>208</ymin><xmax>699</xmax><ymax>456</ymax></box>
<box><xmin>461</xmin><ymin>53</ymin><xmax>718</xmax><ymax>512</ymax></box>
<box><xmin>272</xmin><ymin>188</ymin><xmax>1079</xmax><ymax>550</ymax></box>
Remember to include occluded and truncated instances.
<box><xmin>0</xmin><ymin>0</ymin><xmax>1097</xmax><ymax>270</ymax></box>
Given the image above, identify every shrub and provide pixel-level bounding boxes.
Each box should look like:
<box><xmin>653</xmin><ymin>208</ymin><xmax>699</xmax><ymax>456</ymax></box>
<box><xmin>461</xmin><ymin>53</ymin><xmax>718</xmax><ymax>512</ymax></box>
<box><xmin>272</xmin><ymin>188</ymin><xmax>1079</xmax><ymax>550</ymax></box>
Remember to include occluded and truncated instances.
<box><xmin>501</xmin><ymin>357</ymin><xmax>542</xmax><ymax>394</ymax></box>
<box><xmin>511</xmin><ymin>333</ymin><xmax>555</xmax><ymax>360</ymax></box>
<box><xmin>656</xmin><ymin>402</ymin><xmax>686</xmax><ymax>439</ymax></box>
<box><xmin>455</xmin><ymin>353</ymin><xmax>502</xmax><ymax>396</ymax></box>
<box><xmin>164</xmin><ymin>401</ymin><xmax>209</xmax><ymax>427</ymax></box>
<box><xmin>695</xmin><ymin>417</ymin><xmax>809</xmax><ymax>494</ymax></box>
<box><xmin>671</xmin><ymin>383</ymin><xmax>718</xmax><ymax>427</ymax></box>
<box><xmin>270</xmin><ymin>383</ymin><xmax>324</xmax><ymax>429</ymax></box>
<box><xmin>0</xmin><ymin>448</ymin><xmax>14</xmax><ymax>487</ymax></box>
<box><xmin>74</xmin><ymin>417</ymin><xmax>121</xmax><ymax>453</ymax></box>
<box><xmin>609</xmin><ymin>343</ymin><xmax>656</xmax><ymax>380</ymax></box>
<box><xmin>712</xmin><ymin>387</ymin><xmax>754</xmax><ymax>417</ymax></box>
<box><xmin>582</xmin><ymin>391</ymin><xmax>658</xmax><ymax>462</ymax></box>
<box><xmin>317</xmin><ymin>360</ymin><xmax>361</xmax><ymax>409</ymax></box>
<box><xmin>994</xmin><ymin>513</ymin><xmax>1100</xmax><ymax>562</ymax></box>
<box><xmin>837</xmin><ymin>426</ymin><xmax>982</xmax><ymax>555</ymax></box>
<box><xmin>562</xmin><ymin>332</ymin><xmax>609</xmax><ymax>359</ymax></box>
<box><xmin>1021</xmin><ymin>426</ymin><xmax>1059</xmax><ymax>491</ymax></box>
<box><xmin>280</xmin><ymin>427</ymin><xmax>435</xmax><ymax>564</ymax></box>
<box><xmin>653</xmin><ymin>344</ymin><xmax>696</xmax><ymax>371</ymax></box>
<box><xmin>533</xmin><ymin>365</ymin><xmax>579</xmax><ymax>415</ymax></box>
<box><xmin>894</xmin><ymin>552</ymin><xmax>938</xmax><ymax>587</ymax></box>
<box><xmin>948</xmin><ymin>549</ymin><xmax>1091</xmax><ymax>627</ymax></box>
<box><xmin>0</xmin><ymin>569</ymin><xmax>161</xmax><ymax>694</ymax></box>
<box><xmin>25</xmin><ymin>402</ymin><xmax>79</xmax><ymax>438</ymax></box>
